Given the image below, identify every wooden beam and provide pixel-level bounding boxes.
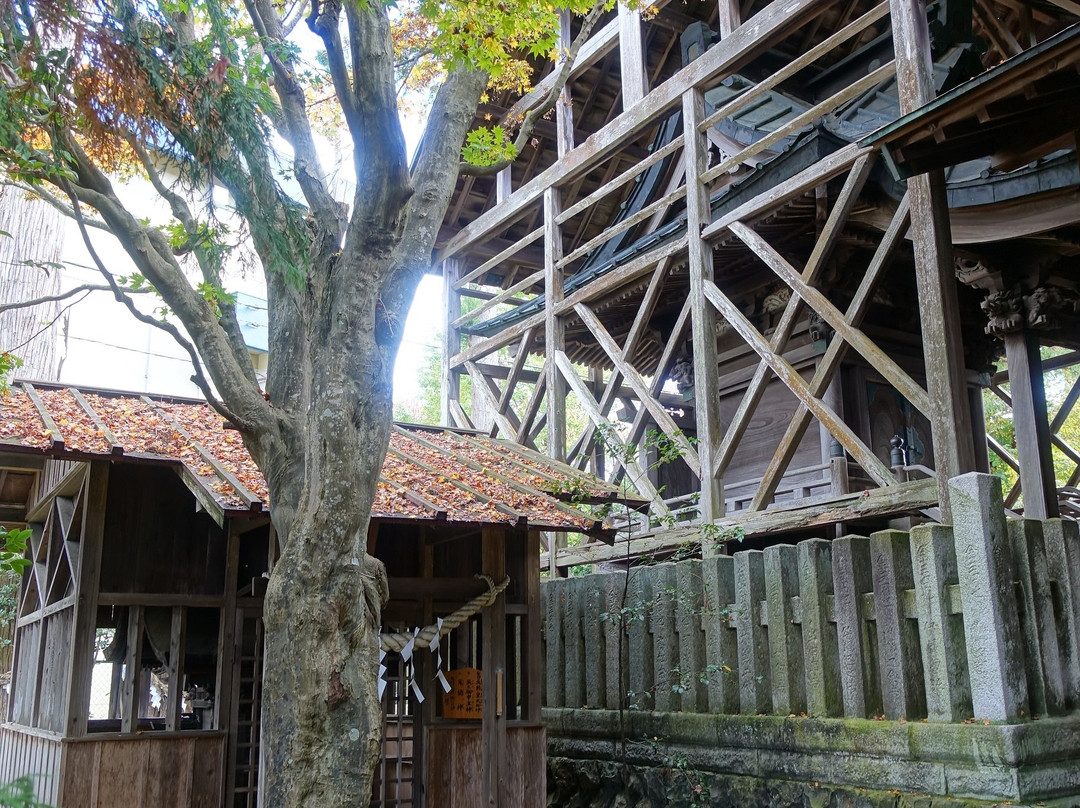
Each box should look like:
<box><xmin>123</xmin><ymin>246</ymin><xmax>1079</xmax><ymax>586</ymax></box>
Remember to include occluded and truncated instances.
<box><xmin>439</xmin><ymin>0</ymin><xmax>829</xmax><ymax>262</ymax></box>
<box><xmin>730</xmin><ymin>221</ymin><xmax>931</xmax><ymax>417</ymax></box>
<box><xmin>558</xmin><ymin>11</ymin><xmax>576</xmax><ymax>156</ymax></box>
<box><xmin>64</xmin><ymin>461</ymin><xmax>107</xmax><ymax>738</ymax></box>
<box><xmin>1003</xmin><ymin>329</ymin><xmax>1059</xmax><ymax>519</ymax></box>
<box><xmin>750</xmin><ymin>197</ymin><xmax>912</xmax><ymax>509</ymax></box>
<box><xmin>464</xmin><ymin>361</ymin><xmax>521</xmax><ymax>439</ymax></box>
<box><xmin>701</xmin><ymin>2</ymin><xmax>888</xmax><ymax>135</ymax></box>
<box><xmin>701</xmin><ymin>277</ymin><xmax>896</xmax><ymax>488</ymax></box>
<box><xmin>554</xmin><ymin>236</ymin><xmax>688</xmax><ymax>316</ymax></box>
<box><xmin>516</xmin><ymin>371</ymin><xmax>546</xmax><ymax>445</ymax></box>
<box><xmin>575</xmin><ymin>303</ymin><xmax>700</xmax><ymax>476</ymax></box>
<box><xmin>545</xmin><ymin>188</ymin><xmax>567</xmax><ymax>462</ymax></box>
<box><xmin>684</xmin><ymin>86</ymin><xmax>725</xmax><ymax>524</ymax></box>
<box><xmin>717</xmin><ymin>0</ymin><xmax>741</xmax><ymax>36</ymax></box>
<box><xmin>569</xmin><ymin>256</ymin><xmax>673</xmax><ymax>466</ymax></box>
<box><xmin>890</xmin><ymin>0</ymin><xmax>978</xmax><ymax>521</ymax></box>
<box><xmin>557</xmin><ymin>478</ymin><xmax>939</xmax><ymax>566</ymax></box>
<box><xmin>713</xmin><ymin>154</ymin><xmax>879</xmax><ymax>478</ymax></box>
<box><xmin>450</xmin><ymin>310</ymin><xmax>545</xmax><ymax>368</ymax></box>
<box><xmin>121</xmin><ymin>604</ymin><xmax>144</xmax><ymax>733</ymax></box>
<box><xmin>553</xmin><ymin>350</ymin><xmax>668</xmax><ymax>510</ymax></box>
<box><xmin>700</xmin><ymin>61</ymin><xmax>896</xmax><ymax>185</ymax></box>
<box><xmin>442</xmin><ymin>258</ymin><xmax>462</xmax><ymax>426</ymax></box>
<box><xmin>702</xmin><ymin>143</ymin><xmax>869</xmax><ymax>240</ymax></box>
<box><xmin>453</xmin><ymin>227</ymin><xmax>544</xmax><ymax>290</ymax></box>
<box><xmin>453</xmin><ymin>272</ymin><xmax>542</xmax><ymax>329</ymax></box>
<box><xmin>558</xmin><ymin>187</ymin><xmax>687</xmax><ymax>269</ymax></box>
<box><xmin>165</xmin><ymin>606</ymin><xmax>187</xmax><ymax>731</ymax></box>
<box><xmin>619</xmin><ymin>1</ymin><xmax>648</xmax><ymax>106</ymax></box>
<box><xmin>497</xmin><ymin>327</ymin><xmax>538</xmax><ymax>415</ymax></box>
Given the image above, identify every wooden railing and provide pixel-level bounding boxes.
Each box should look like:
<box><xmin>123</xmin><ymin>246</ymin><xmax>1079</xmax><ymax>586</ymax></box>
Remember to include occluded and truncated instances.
<box><xmin>543</xmin><ymin>472</ymin><xmax>1080</xmax><ymax>722</ymax></box>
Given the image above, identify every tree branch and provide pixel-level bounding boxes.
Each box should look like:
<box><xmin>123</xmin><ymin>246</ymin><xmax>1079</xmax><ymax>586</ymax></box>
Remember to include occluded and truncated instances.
<box><xmin>306</xmin><ymin>0</ymin><xmax>363</xmax><ymax>144</ymax></box>
<box><xmin>458</xmin><ymin>0</ymin><xmax>607</xmax><ymax>177</ymax></box>
<box><xmin>280</xmin><ymin>0</ymin><xmax>308</xmax><ymax>35</ymax></box>
<box><xmin>0</xmin><ymin>180</ymin><xmax>111</xmax><ymax>231</ymax></box>
<box><xmin>59</xmin><ymin>135</ymin><xmax>271</xmax><ymax>432</ymax></box>
<box><xmin>62</xmin><ymin>181</ymin><xmax>240</xmax><ymax>421</ymax></box>
<box><xmin>245</xmin><ymin>0</ymin><xmax>345</xmax><ymax>247</ymax></box>
<box><xmin>0</xmin><ymin>283</ymin><xmax>153</xmax><ymax>315</ymax></box>
<box><xmin>128</xmin><ymin>138</ymin><xmax>260</xmax><ymax>387</ymax></box>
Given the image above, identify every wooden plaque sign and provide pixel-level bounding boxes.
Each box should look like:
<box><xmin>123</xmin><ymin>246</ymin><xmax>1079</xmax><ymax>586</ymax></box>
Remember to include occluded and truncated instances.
<box><xmin>442</xmin><ymin>668</ymin><xmax>483</xmax><ymax>719</ymax></box>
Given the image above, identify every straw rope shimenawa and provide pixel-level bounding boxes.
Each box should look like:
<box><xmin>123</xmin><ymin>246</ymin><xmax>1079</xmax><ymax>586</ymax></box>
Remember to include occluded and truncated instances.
<box><xmin>379</xmin><ymin>575</ymin><xmax>510</xmax><ymax>653</ymax></box>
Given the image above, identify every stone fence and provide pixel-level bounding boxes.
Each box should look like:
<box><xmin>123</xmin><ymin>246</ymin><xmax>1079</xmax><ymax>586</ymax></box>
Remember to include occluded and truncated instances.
<box><xmin>540</xmin><ymin>473</ymin><xmax>1080</xmax><ymax>806</ymax></box>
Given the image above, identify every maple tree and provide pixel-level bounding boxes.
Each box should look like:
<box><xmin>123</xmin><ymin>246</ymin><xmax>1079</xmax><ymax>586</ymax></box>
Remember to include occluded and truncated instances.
<box><xmin>0</xmin><ymin>0</ymin><xmax>611</xmax><ymax>802</ymax></box>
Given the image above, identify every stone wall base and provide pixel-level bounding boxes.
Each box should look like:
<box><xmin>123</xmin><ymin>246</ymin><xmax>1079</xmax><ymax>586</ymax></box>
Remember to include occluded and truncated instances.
<box><xmin>544</xmin><ymin>709</ymin><xmax>1080</xmax><ymax>808</ymax></box>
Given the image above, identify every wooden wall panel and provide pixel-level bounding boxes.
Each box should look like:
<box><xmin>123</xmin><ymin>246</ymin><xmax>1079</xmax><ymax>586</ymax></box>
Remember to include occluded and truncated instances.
<box><xmin>427</xmin><ymin>726</ymin><xmax>544</xmax><ymax>808</ymax></box>
<box><xmin>36</xmin><ymin>609</ymin><xmax>74</xmax><ymax>732</ymax></box>
<box><xmin>11</xmin><ymin>621</ymin><xmax>41</xmax><ymax>726</ymax></box>
<box><xmin>99</xmin><ymin>466</ymin><xmax>226</xmax><ymax>597</ymax></box>
<box><xmin>0</xmin><ymin>725</ymin><xmax>62</xmax><ymax>806</ymax></box>
<box><xmin>55</xmin><ymin>733</ymin><xmax>225</xmax><ymax>808</ymax></box>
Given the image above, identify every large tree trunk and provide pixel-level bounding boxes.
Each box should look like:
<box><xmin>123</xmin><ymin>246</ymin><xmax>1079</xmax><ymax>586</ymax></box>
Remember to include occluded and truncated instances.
<box><xmin>256</xmin><ymin>243</ymin><xmax>400</xmax><ymax>805</ymax></box>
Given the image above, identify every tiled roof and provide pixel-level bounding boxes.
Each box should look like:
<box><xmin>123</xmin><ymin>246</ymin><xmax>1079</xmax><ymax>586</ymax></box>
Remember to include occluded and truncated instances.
<box><xmin>0</xmin><ymin>382</ymin><xmax>633</xmax><ymax>533</ymax></box>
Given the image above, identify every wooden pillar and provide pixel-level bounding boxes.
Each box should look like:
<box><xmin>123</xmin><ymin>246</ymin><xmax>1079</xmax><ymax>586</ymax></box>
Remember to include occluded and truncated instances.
<box><xmin>1004</xmin><ymin>328</ymin><xmax>1058</xmax><ymax>519</ymax></box>
<box><xmin>496</xmin><ymin>168</ymin><xmax>512</xmax><ymax>203</ymax></box>
<box><xmin>544</xmin><ymin>188</ymin><xmax>566</xmax><ymax>462</ymax></box>
<box><xmin>481</xmin><ymin>527</ymin><xmax>507</xmax><ymax>807</ymax></box>
<box><xmin>557</xmin><ymin>11</ymin><xmax>576</xmax><ymax>156</ymax></box>
<box><xmin>442</xmin><ymin>258</ymin><xmax>462</xmax><ymax>428</ymax></box>
<box><xmin>64</xmin><ymin>462</ymin><xmax>107</xmax><ymax>737</ymax></box>
<box><xmin>120</xmin><ymin>604</ymin><xmax>144</xmax><ymax>733</ymax></box>
<box><xmin>618</xmin><ymin>1</ymin><xmax>647</xmax><ymax>108</ymax></box>
<box><xmin>683</xmin><ymin>87</ymin><xmax>724</xmax><ymax>528</ymax></box>
<box><xmin>889</xmin><ymin>0</ymin><xmax>977</xmax><ymax>521</ymax></box>
<box><xmin>215</xmin><ymin>527</ymin><xmax>240</xmax><ymax>732</ymax></box>
<box><xmin>524</xmin><ymin>530</ymin><xmax>543</xmax><ymax>723</ymax></box>
<box><xmin>717</xmin><ymin>0</ymin><xmax>740</xmax><ymax>37</ymax></box>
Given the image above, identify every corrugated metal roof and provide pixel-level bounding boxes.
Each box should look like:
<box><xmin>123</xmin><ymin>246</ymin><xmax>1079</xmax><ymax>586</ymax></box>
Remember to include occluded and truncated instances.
<box><xmin>0</xmin><ymin>382</ymin><xmax>633</xmax><ymax>533</ymax></box>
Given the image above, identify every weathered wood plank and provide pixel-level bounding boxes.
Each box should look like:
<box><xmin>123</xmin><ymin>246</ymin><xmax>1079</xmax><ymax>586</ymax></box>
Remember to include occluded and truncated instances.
<box><xmin>701</xmin><ymin>277</ymin><xmax>895</xmax><ymax>488</ymax></box>
<box><xmin>575</xmin><ymin>303</ymin><xmax>700</xmax><ymax>475</ymax></box>
<box><xmin>749</xmin><ymin>195</ymin><xmax>910</xmax><ymax>504</ymax></box>
<box><xmin>545</xmin><ymin>188</ymin><xmax>567</xmax><ymax>462</ymax></box>
<box><xmin>553</xmin><ymin>350</ymin><xmax>667</xmax><ymax>508</ymax></box>
<box><xmin>558</xmin><ymin>478</ymin><xmax>937</xmax><ymax>567</ymax></box>
<box><xmin>440</xmin><ymin>0</ymin><xmax>829</xmax><ymax>261</ymax></box>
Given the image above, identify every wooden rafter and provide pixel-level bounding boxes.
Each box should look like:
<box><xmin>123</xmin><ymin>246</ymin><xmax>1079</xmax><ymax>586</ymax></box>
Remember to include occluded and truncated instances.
<box><xmin>21</xmin><ymin>383</ymin><xmax>64</xmax><ymax>451</ymax></box>
<box><xmin>67</xmin><ymin>387</ymin><xmax>123</xmax><ymax>455</ymax></box>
